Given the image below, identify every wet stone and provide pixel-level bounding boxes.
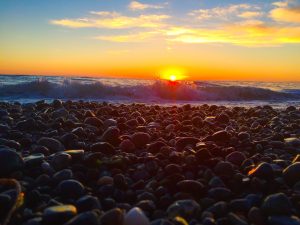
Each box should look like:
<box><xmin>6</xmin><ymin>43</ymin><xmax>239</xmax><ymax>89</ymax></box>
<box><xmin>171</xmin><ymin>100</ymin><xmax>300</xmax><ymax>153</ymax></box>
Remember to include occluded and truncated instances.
<box><xmin>58</xmin><ymin>179</ymin><xmax>85</xmax><ymax>199</ymax></box>
<box><xmin>42</xmin><ymin>205</ymin><xmax>77</xmax><ymax>225</ymax></box>
<box><xmin>99</xmin><ymin>208</ymin><xmax>124</xmax><ymax>225</ymax></box>
<box><xmin>0</xmin><ymin>148</ymin><xmax>24</xmax><ymax>177</ymax></box>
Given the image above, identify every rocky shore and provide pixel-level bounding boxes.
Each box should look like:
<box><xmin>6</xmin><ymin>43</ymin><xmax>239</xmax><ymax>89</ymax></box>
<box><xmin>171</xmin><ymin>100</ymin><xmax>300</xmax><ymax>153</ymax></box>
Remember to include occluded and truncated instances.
<box><xmin>0</xmin><ymin>100</ymin><xmax>300</xmax><ymax>225</ymax></box>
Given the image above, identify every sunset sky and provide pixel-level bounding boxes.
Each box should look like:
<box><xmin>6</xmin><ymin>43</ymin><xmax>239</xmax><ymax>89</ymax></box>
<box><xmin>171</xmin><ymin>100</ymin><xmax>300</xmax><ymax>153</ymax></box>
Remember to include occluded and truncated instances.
<box><xmin>1</xmin><ymin>0</ymin><xmax>300</xmax><ymax>81</ymax></box>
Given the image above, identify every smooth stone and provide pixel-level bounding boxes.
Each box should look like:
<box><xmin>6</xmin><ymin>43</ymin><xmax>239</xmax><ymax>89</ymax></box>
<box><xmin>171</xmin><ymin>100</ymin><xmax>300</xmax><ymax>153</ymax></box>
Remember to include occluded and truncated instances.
<box><xmin>76</xmin><ymin>195</ymin><xmax>101</xmax><ymax>212</ymax></box>
<box><xmin>238</xmin><ymin>132</ymin><xmax>251</xmax><ymax>141</ymax></box>
<box><xmin>135</xmin><ymin>200</ymin><xmax>156</xmax><ymax>214</ymax></box>
<box><xmin>64</xmin><ymin>211</ymin><xmax>99</xmax><ymax>225</ymax></box>
<box><xmin>131</xmin><ymin>132</ymin><xmax>151</xmax><ymax>148</ymax></box>
<box><xmin>124</xmin><ymin>207</ymin><xmax>150</xmax><ymax>225</ymax></box>
<box><xmin>90</xmin><ymin>142</ymin><xmax>116</xmax><ymax>155</ymax></box>
<box><xmin>43</xmin><ymin>205</ymin><xmax>77</xmax><ymax>225</ymax></box>
<box><xmin>113</xmin><ymin>174</ymin><xmax>128</xmax><ymax>190</ymax></box>
<box><xmin>215</xmin><ymin>113</ymin><xmax>230</xmax><ymax>124</ymax></box>
<box><xmin>64</xmin><ymin>150</ymin><xmax>84</xmax><ymax>161</ymax></box>
<box><xmin>284</xmin><ymin>138</ymin><xmax>300</xmax><ymax>147</ymax></box>
<box><xmin>283</xmin><ymin>162</ymin><xmax>300</xmax><ymax>185</ymax></box>
<box><xmin>172</xmin><ymin>216</ymin><xmax>189</xmax><ymax>225</ymax></box>
<box><xmin>84</xmin><ymin>117</ymin><xmax>103</xmax><ymax>127</ymax></box>
<box><xmin>268</xmin><ymin>216</ymin><xmax>300</xmax><ymax>225</ymax></box>
<box><xmin>225</xmin><ymin>151</ymin><xmax>246</xmax><ymax>166</ymax></box>
<box><xmin>229</xmin><ymin>198</ymin><xmax>250</xmax><ymax>212</ymax></box>
<box><xmin>0</xmin><ymin>148</ymin><xmax>24</xmax><ymax>177</ymax></box>
<box><xmin>58</xmin><ymin>179</ymin><xmax>85</xmax><ymax>199</ymax></box>
<box><xmin>100</xmin><ymin>208</ymin><xmax>124</xmax><ymax>225</ymax></box>
<box><xmin>104</xmin><ymin>118</ymin><xmax>117</xmax><ymax>128</ymax></box>
<box><xmin>167</xmin><ymin>200</ymin><xmax>201</xmax><ymax>220</ymax></box>
<box><xmin>214</xmin><ymin>161</ymin><xmax>234</xmax><ymax>178</ymax></box>
<box><xmin>208</xmin><ymin>176</ymin><xmax>226</xmax><ymax>188</ymax></box>
<box><xmin>52</xmin><ymin>108</ymin><xmax>69</xmax><ymax>118</ymax></box>
<box><xmin>97</xmin><ymin>176</ymin><xmax>114</xmax><ymax>186</ymax></box>
<box><xmin>261</xmin><ymin>193</ymin><xmax>292</xmax><ymax>216</ymax></box>
<box><xmin>0</xmin><ymin>109</ymin><xmax>8</xmax><ymax>117</ymax></box>
<box><xmin>53</xmin><ymin>169</ymin><xmax>73</xmax><ymax>182</ymax></box>
<box><xmin>38</xmin><ymin>137</ymin><xmax>65</xmax><ymax>153</ymax></box>
<box><xmin>0</xmin><ymin>138</ymin><xmax>21</xmax><ymax>150</ymax></box>
<box><xmin>150</xmin><ymin>219</ymin><xmax>174</xmax><ymax>225</ymax></box>
<box><xmin>101</xmin><ymin>127</ymin><xmax>120</xmax><ymax>145</ymax></box>
<box><xmin>175</xmin><ymin>137</ymin><xmax>200</xmax><ymax>150</ymax></box>
<box><xmin>195</xmin><ymin>149</ymin><xmax>212</xmax><ymax>162</ymax></box>
<box><xmin>0</xmin><ymin>194</ymin><xmax>11</xmax><ymax>216</ymax></box>
<box><xmin>206</xmin><ymin>201</ymin><xmax>228</xmax><ymax>218</ymax></box>
<box><xmin>177</xmin><ymin>180</ymin><xmax>205</xmax><ymax>195</ymax></box>
<box><xmin>227</xmin><ymin>212</ymin><xmax>248</xmax><ymax>225</ymax></box>
<box><xmin>211</xmin><ymin>130</ymin><xmax>231</xmax><ymax>142</ymax></box>
<box><xmin>248</xmin><ymin>162</ymin><xmax>273</xmax><ymax>179</ymax></box>
<box><xmin>24</xmin><ymin>153</ymin><xmax>45</xmax><ymax>167</ymax></box>
<box><xmin>208</xmin><ymin>187</ymin><xmax>232</xmax><ymax>201</ymax></box>
<box><xmin>51</xmin><ymin>152</ymin><xmax>71</xmax><ymax>171</ymax></box>
<box><xmin>248</xmin><ymin>207</ymin><xmax>264</xmax><ymax>225</ymax></box>
<box><xmin>119</xmin><ymin>139</ymin><xmax>135</xmax><ymax>153</ymax></box>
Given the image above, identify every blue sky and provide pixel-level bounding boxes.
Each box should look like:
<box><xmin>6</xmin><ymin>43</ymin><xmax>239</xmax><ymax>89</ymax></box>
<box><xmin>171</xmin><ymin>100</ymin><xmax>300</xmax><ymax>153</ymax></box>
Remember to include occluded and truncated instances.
<box><xmin>1</xmin><ymin>0</ymin><xmax>300</xmax><ymax>80</ymax></box>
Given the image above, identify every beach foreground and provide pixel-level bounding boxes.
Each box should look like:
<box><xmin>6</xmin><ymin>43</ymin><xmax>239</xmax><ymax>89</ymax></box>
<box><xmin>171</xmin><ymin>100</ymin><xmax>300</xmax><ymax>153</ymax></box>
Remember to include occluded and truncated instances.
<box><xmin>0</xmin><ymin>100</ymin><xmax>300</xmax><ymax>225</ymax></box>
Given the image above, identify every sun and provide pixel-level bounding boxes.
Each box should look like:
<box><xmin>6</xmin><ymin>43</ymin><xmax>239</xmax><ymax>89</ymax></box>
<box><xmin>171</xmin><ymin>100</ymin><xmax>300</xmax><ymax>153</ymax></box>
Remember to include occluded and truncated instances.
<box><xmin>160</xmin><ymin>67</ymin><xmax>187</xmax><ymax>81</ymax></box>
<box><xmin>169</xmin><ymin>75</ymin><xmax>177</xmax><ymax>82</ymax></box>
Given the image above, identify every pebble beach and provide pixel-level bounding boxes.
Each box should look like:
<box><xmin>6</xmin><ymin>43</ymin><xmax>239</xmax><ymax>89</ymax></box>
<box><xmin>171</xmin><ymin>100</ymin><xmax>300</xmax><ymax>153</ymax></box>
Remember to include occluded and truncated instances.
<box><xmin>1</xmin><ymin>100</ymin><xmax>300</xmax><ymax>225</ymax></box>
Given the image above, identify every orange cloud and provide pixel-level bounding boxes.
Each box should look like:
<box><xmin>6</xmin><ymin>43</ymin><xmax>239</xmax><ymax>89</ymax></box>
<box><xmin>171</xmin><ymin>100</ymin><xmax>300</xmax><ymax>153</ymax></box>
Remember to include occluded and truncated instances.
<box><xmin>166</xmin><ymin>20</ymin><xmax>300</xmax><ymax>46</ymax></box>
<box><xmin>270</xmin><ymin>5</ymin><xmax>300</xmax><ymax>23</ymax></box>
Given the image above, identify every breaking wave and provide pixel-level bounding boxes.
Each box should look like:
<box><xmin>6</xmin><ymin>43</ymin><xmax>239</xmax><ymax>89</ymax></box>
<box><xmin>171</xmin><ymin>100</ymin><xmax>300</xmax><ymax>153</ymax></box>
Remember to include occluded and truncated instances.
<box><xmin>0</xmin><ymin>78</ymin><xmax>299</xmax><ymax>102</ymax></box>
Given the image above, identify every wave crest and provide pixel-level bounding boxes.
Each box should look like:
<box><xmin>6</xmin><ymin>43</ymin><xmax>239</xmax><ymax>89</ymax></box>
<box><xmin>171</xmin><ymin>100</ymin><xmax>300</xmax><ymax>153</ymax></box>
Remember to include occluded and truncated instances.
<box><xmin>0</xmin><ymin>78</ymin><xmax>299</xmax><ymax>101</ymax></box>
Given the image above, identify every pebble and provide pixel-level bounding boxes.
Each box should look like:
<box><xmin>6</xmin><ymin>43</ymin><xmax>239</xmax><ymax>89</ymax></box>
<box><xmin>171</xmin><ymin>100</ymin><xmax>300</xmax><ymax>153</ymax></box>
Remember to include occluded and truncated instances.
<box><xmin>248</xmin><ymin>162</ymin><xmax>274</xmax><ymax>179</ymax></box>
<box><xmin>90</xmin><ymin>142</ymin><xmax>116</xmax><ymax>155</ymax></box>
<box><xmin>167</xmin><ymin>200</ymin><xmax>201</xmax><ymax>220</ymax></box>
<box><xmin>51</xmin><ymin>152</ymin><xmax>71</xmax><ymax>171</ymax></box>
<box><xmin>0</xmin><ymin>148</ymin><xmax>24</xmax><ymax>177</ymax></box>
<box><xmin>42</xmin><ymin>205</ymin><xmax>77</xmax><ymax>225</ymax></box>
<box><xmin>58</xmin><ymin>179</ymin><xmax>85</xmax><ymax>199</ymax></box>
<box><xmin>37</xmin><ymin>137</ymin><xmax>65</xmax><ymax>153</ymax></box>
<box><xmin>225</xmin><ymin>151</ymin><xmax>246</xmax><ymax>166</ymax></box>
<box><xmin>131</xmin><ymin>132</ymin><xmax>151</xmax><ymax>148</ymax></box>
<box><xmin>64</xmin><ymin>211</ymin><xmax>99</xmax><ymax>225</ymax></box>
<box><xmin>124</xmin><ymin>207</ymin><xmax>150</xmax><ymax>225</ymax></box>
<box><xmin>24</xmin><ymin>153</ymin><xmax>44</xmax><ymax>167</ymax></box>
<box><xmin>97</xmin><ymin>176</ymin><xmax>114</xmax><ymax>186</ymax></box>
<box><xmin>1</xmin><ymin>102</ymin><xmax>300</xmax><ymax>225</ymax></box>
<box><xmin>267</xmin><ymin>216</ymin><xmax>300</xmax><ymax>225</ymax></box>
<box><xmin>283</xmin><ymin>162</ymin><xmax>300</xmax><ymax>185</ymax></box>
<box><xmin>261</xmin><ymin>193</ymin><xmax>292</xmax><ymax>216</ymax></box>
<box><xmin>119</xmin><ymin>139</ymin><xmax>135</xmax><ymax>152</ymax></box>
<box><xmin>100</xmin><ymin>208</ymin><xmax>124</xmax><ymax>225</ymax></box>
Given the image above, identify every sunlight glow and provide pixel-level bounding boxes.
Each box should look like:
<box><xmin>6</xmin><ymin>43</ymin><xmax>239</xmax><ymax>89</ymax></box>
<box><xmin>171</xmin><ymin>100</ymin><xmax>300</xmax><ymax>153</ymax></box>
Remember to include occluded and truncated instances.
<box><xmin>160</xmin><ymin>68</ymin><xmax>187</xmax><ymax>81</ymax></box>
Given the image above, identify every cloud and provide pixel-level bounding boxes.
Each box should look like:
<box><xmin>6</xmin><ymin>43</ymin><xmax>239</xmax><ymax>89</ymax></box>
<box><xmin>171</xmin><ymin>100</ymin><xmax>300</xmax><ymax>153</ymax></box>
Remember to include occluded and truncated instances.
<box><xmin>128</xmin><ymin>1</ymin><xmax>165</xmax><ymax>11</ymax></box>
<box><xmin>94</xmin><ymin>31</ymin><xmax>160</xmax><ymax>42</ymax></box>
<box><xmin>238</xmin><ymin>11</ymin><xmax>263</xmax><ymax>18</ymax></box>
<box><xmin>166</xmin><ymin>21</ymin><xmax>300</xmax><ymax>46</ymax></box>
<box><xmin>51</xmin><ymin>11</ymin><xmax>170</xmax><ymax>29</ymax></box>
<box><xmin>50</xmin><ymin>2</ymin><xmax>300</xmax><ymax>47</ymax></box>
<box><xmin>270</xmin><ymin>2</ymin><xmax>300</xmax><ymax>23</ymax></box>
<box><xmin>189</xmin><ymin>4</ymin><xmax>257</xmax><ymax>21</ymax></box>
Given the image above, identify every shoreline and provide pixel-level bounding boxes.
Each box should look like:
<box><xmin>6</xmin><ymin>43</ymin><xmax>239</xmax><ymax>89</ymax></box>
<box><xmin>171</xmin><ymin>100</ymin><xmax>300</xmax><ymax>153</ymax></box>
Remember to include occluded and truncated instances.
<box><xmin>0</xmin><ymin>100</ymin><xmax>300</xmax><ymax>225</ymax></box>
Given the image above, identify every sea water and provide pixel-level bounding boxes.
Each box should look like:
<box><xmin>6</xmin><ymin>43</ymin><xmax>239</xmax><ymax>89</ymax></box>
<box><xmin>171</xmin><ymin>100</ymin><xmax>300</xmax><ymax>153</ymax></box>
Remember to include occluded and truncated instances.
<box><xmin>0</xmin><ymin>75</ymin><xmax>299</xmax><ymax>108</ymax></box>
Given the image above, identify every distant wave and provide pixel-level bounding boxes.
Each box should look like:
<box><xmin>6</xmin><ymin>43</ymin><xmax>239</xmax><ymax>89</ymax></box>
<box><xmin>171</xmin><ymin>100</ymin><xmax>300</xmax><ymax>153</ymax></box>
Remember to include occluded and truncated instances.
<box><xmin>0</xmin><ymin>79</ymin><xmax>299</xmax><ymax>102</ymax></box>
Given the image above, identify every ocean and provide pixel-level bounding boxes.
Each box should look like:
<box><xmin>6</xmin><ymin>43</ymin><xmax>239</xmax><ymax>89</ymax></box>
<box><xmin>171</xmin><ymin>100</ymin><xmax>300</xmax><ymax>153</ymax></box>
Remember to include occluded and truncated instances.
<box><xmin>0</xmin><ymin>75</ymin><xmax>299</xmax><ymax>108</ymax></box>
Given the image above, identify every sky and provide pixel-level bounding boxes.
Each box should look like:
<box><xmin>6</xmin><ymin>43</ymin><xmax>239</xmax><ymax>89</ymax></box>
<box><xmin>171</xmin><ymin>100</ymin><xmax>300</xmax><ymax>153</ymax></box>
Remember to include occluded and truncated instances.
<box><xmin>0</xmin><ymin>0</ymin><xmax>300</xmax><ymax>81</ymax></box>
